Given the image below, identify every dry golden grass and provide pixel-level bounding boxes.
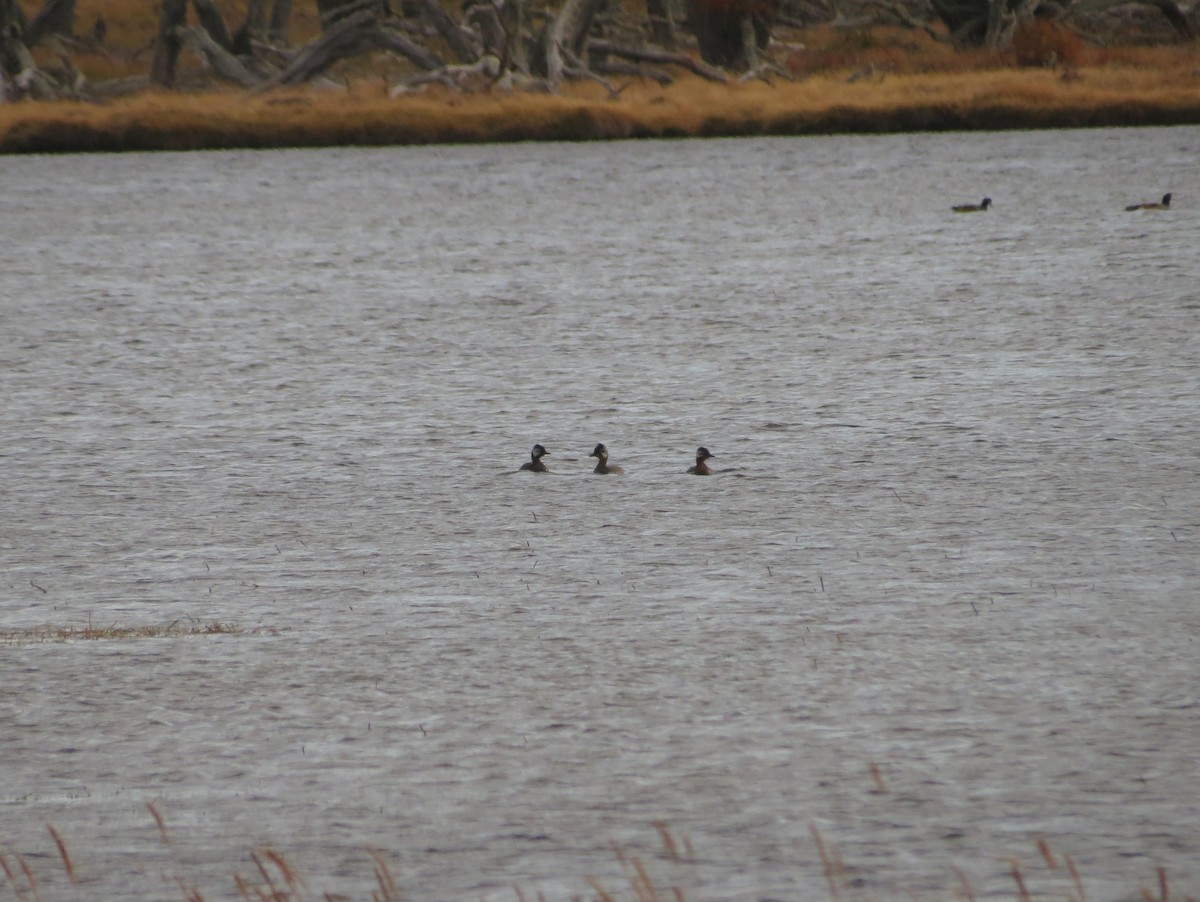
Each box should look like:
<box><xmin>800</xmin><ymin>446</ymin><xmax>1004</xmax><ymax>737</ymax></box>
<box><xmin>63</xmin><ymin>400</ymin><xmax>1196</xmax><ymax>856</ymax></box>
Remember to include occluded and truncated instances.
<box><xmin>0</xmin><ymin>618</ymin><xmax>242</xmax><ymax>644</ymax></box>
<box><xmin>3</xmin><ymin>57</ymin><xmax>1200</xmax><ymax>153</ymax></box>
<box><xmin>6</xmin><ymin>0</ymin><xmax>1200</xmax><ymax>152</ymax></box>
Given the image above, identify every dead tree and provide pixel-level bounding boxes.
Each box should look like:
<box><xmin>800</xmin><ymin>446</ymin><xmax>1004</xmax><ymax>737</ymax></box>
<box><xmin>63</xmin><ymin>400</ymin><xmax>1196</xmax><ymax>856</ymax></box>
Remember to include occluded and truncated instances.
<box><xmin>1072</xmin><ymin>0</ymin><xmax>1194</xmax><ymax>37</ymax></box>
<box><xmin>192</xmin><ymin>0</ymin><xmax>232</xmax><ymax>48</ymax></box>
<box><xmin>258</xmin><ymin>8</ymin><xmax>440</xmax><ymax>87</ymax></box>
<box><xmin>542</xmin><ymin>0</ymin><xmax>607</xmax><ymax>88</ymax></box>
<box><xmin>647</xmin><ymin>0</ymin><xmax>677</xmax><ymax>48</ymax></box>
<box><xmin>150</xmin><ymin>0</ymin><xmax>187</xmax><ymax>85</ymax></box>
<box><xmin>178</xmin><ymin>25</ymin><xmax>261</xmax><ymax>86</ymax></box>
<box><xmin>416</xmin><ymin>0</ymin><xmax>479</xmax><ymax>62</ymax></box>
<box><xmin>684</xmin><ymin>0</ymin><xmax>778</xmax><ymax>69</ymax></box>
<box><xmin>933</xmin><ymin>0</ymin><xmax>1193</xmax><ymax>43</ymax></box>
<box><xmin>268</xmin><ymin>0</ymin><xmax>293</xmax><ymax>42</ymax></box>
<box><xmin>1</xmin><ymin>0</ymin><xmax>32</xmax><ymax>97</ymax></box>
<box><xmin>589</xmin><ymin>37</ymin><xmax>727</xmax><ymax>81</ymax></box>
<box><xmin>23</xmin><ymin>0</ymin><xmax>76</xmax><ymax>46</ymax></box>
<box><xmin>317</xmin><ymin>0</ymin><xmax>390</xmax><ymax>29</ymax></box>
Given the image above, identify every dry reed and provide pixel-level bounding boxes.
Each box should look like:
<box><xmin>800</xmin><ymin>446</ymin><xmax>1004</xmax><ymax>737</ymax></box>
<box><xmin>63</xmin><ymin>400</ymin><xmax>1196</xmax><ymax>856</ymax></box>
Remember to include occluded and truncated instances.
<box><xmin>810</xmin><ymin>823</ymin><xmax>843</xmax><ymax>900</ymax></box>
<box><xmin>1009</xmin><ymin>857</ymin><xmax>1032</xmax><ymax>902</ymax></box>
<box><xmin>1</xmin><ymin>819</ymin><xmax>1193</xmax><ymax>901</ymax></box>
<box><xmin>45</xmin><ymin>824</ymin><xmax>77</xmax><ymax>886</ymax></box>
<box><xmin>367</xmin><ymin>847</ymin><xmax>400</xmax><ymax>901</ymax></box>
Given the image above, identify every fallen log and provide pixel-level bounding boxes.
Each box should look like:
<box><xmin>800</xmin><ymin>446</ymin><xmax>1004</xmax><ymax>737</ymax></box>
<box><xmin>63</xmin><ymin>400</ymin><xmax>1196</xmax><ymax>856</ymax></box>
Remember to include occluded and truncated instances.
<box><xmin>391</xmin><ymin>53</ymin><xmax>501</xmax><ymax>93</ymax></box>
<box><xmin>587</xmin><ymin>38</ymin><xmax>727</xmax><ymax>82</ymax></box>
<box><xmin>257</xmin><ymin>9</ymin><xmax>442</xmax><ymax>89</ymax></box>
<box><xmin>178</xmin><ymin>25</ymin><xmax>261</xmax><ymax>87</ymax></box>
<box><xmin>414</xmin><ymin>0</ymin><xmax>479</xmax><ymax>63</ymax></box>
<box><xmin>594</xmin><ymin>57</ymin><xmax>673</xmax><ymax>85</ymax></box>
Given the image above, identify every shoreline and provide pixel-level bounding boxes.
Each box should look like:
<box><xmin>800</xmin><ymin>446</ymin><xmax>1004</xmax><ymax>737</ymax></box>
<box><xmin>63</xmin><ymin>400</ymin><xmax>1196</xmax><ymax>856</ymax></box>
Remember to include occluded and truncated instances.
<box><xmin>3</xmin><ymin>66</ymin><xmax>1199</xmax><ymax>154</ymax></box>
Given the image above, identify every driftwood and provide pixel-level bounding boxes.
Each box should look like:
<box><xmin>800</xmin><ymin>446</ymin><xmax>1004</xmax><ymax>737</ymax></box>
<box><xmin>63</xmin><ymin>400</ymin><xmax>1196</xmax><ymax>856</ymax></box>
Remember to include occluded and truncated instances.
<box><xmin>594</xmin><ymin>57</ymin><xmax>673</xmax><ymax>84</ymax></box>
<box><xmin>391</xmin><ymin>53</ymin><xmax>501</xmax><ymax>92</ymax></box>
<box><xmin>268</xmin><ymin>0</ymin><xmax>292</xmax><ymax>42</ymax></box>
<box><xmin>178</xmin><ymin>25</ymin><xmax>262</xmax><ymax>87</ymax></box>
<box><xmin>259</xmin><ymin>9</ymin><xmax>441</xmax><ymax>88</ymax></box>
<box><xmin>23</xmin><ymin>0</ymin><xmax>75</xmax><ymax>46</ymax></box>
<box><xmin>1074</xmin><ymin>0</ymin><xmax>1194</xmax><ymax>36</ymax></box>
<box><xmin>415</xmin><ymin>0</ymin><xmax>479</xmax><ymax>62</ymax></box>
<box><xmin>150</xmin><ymin>0</ymin><xmax>187</xmax><ymax>85</ymax></box>
<box><xmin>463</xmin><ymin>0</ymin><xmax>508</xmax><ymax>66</ymax></box>
<box><xmin>191</xmin><ymin>0</ymin><xmax>233</xmax><ymax>49</ymax></box>
<box><xmin>587</xmin><ymin>38</ymin><xmax>728</xmax><ymax>82</ymax></box>
<box><xmin>544</xmin><ymin>0</ymin><xmax>606</xmax><ymax>88</ymax></box>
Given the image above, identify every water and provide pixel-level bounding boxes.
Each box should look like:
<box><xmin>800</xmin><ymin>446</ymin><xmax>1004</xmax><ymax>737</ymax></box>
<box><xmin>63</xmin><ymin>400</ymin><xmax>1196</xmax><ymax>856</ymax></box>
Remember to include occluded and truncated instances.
<box><xmin>1</xmin><ymin>127</ymin><xmax>1198</xmax><ymax>901</ymax></box>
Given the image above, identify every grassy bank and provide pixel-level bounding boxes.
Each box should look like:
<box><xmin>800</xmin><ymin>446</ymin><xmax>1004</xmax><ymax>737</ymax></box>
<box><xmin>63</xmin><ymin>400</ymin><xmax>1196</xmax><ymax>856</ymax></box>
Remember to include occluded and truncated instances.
<box><xmin>3</xmin><ymin>60</ymin><xmax>1200</xmax><ymax>154</ymax></box>
<box><xmin>5</xmin><ymin>0</ymin><xmax>1199</xmax><ymax>154</ymax></box>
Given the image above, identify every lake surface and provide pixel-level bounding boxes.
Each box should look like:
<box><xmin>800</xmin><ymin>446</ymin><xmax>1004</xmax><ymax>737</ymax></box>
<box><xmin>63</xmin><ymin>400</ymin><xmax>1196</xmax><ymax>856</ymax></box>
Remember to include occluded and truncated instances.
<box><xmin>1</xmin><ymin>127</ymin><xmax>1198</xmax><ymax>901</ymax></box>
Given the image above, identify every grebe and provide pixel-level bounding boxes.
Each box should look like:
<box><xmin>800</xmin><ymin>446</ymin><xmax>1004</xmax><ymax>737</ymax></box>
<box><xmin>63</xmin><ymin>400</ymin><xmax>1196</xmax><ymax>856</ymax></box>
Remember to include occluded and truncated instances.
<box><xmin>687</xmin><ymin>447</ymin><xmax>714</xmax><ymax>475</ymax></box>
<box><xmin>952</xmin><ymin>197</ymin><xmax>991</xmax><ymax>213</ymax></box>
<box><xmin>589</xmin><ymin>443</ymin><xmax>624</xmax><ymax>475</ymax></box>
<box><xmin>519</xmin><ymin>444</ymin><xmax>549</xmax><ymax>472</ymax></box>
<box><xmin>1126</xmin><ymin>193</ymin><xmax>1171</xmax><ymax>211</ymax></box>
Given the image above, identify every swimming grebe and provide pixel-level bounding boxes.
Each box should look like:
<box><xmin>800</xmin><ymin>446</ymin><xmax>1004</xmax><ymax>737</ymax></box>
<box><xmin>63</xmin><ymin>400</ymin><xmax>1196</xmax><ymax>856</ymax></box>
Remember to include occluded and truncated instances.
<box><xmin>687</xmin><ymin>447</ymin><xmax>714</xmax><ymax>475</ymax></box>
<box><xmin>1126</xmin><ymin>193</ymin><xmax>1171</xmax><ymax>211</ymax></box>
<box><xmin>519</xmin><ymin>444</ymin><xmax>549</xmax><ymax>472</ymax></box>
<box><xmin>952</xmin><ymin>198</ymin><xmax>991</xmax><ymax>213</ymax></box>
<box><xmin>589</xmin><ymin>443</ymin><xmax>624</xmax><ymax>475</ymax></box>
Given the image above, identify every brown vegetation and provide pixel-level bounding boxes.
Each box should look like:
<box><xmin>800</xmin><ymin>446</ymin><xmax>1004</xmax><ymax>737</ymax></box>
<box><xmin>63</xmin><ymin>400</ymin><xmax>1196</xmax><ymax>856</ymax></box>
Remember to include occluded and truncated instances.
<box><xmin>2</xmin><ymin>819</ymin><xmax>1193</xmax><ymax>900</ymax></box>
<box><xmin>0</xmin><ymin>0</ymin><xmax>1198</xmax><ymax>152</ymax></box>
<box><xmin>2</xmin><ymin>55</ymin><xmax>1199</xmax><ymax>153</ymax></box>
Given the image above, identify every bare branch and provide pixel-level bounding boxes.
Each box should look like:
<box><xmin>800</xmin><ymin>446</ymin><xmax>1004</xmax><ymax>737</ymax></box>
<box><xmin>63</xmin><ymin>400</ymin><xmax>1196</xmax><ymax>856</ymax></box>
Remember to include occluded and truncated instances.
<box><xmin>178</xmin><ymin>25</ymin><xmax>260</xmax><ymax>86</ymax></box>
<box><xmin>587</xmin><ymin>38</ymin><xmax>728</xmax><ymax>82</ymax></box>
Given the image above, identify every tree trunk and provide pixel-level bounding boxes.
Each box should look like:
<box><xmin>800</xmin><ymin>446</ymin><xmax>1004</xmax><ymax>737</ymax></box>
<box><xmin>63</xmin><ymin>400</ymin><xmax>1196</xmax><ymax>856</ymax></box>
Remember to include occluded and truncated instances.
<box><xmin>178</xmin><ymin>24</ymin><xmax>260</xmax><ymax>85</ymax></box>
<box><xmin>464</xmin><ymin>0</ymin><xmax>508</xmax><ymax>64</ymax></box>
<box><xmin>589</xmin><ymin>37</ymin><xmax>727</xmax><ymax>81</ymax></box>
<box><xmin>317</xmin><ymin>0</ymin><xmax>389</xmax><ymax>30</ymax></box>
<box><xmin>544</xmin><ymin>0</ymin><xmax>606</xmax><ymax>88</ymax></box>
<box><xmin>1072</xmin><ymin>0</ymin><xmax>1193</xmax><ymax>36</ymax></box>
<box><xmin>500</xmin><ymin>0</ymin><xmax>530</xmax><ymax>72</ymax></box>
<box><xmin>24</xmin><ymin>0</ymin><xmax>76</xmax><ymax>45</ymax></box>
<box><xmin>1142</xmin><ymin>0</ymin><xmax>1193</xmax><ymax>35</ymax></box>
<box><xmin>647</xmin><ymin>0</ymin><xmax>676</xmax><ymax>48</ymax></box>
<box><xmin>243</xmin><ymin>0</ymin><xmax>266</xmax><ymax>37</ymax></box>
<box><xmin>1</xmin><ymin>0</ymin><xmax>27</xmax><ymax>78</ymax></box>
<box><xmin>261</xmin><ymin>8</ymin><xmax>440</xmax><ymax>87</ymax></box>
<box><xmin>686</xmin><ymin>0</ymin><xmax>767</xmax><ymax>68</ymax></box>
<box><xmin>150</xmin><ymin>0</ymin><xmax>188</xmax><ymax>86</ymax></box>
<box><xmin>983</xmin><ymin>0</ymin><xmax>1006</xmax><ymax>46</ymax></box>
<box><xmin>268</xmin><ymin>0</ymin><xmax>293</xmax><ymax>42</ymax></box>
<box><xmin>192</xmin><ymin>0</ymin><xmax>232</xmax><ymax>48</ymax></box>
<box><xmin>416</xmin><ymin>0</ymin><xmax>478</xmax><ymax>63</ymax></box>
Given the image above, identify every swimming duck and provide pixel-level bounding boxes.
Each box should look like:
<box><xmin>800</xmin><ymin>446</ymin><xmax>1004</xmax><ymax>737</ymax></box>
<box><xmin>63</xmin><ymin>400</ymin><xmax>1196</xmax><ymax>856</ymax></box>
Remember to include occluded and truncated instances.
<box><xmin>1125</xmin><ymin>192</ymin><xmax>1171</xmax><ymax>211</ymax></box>
<box><xmin>519</xmin><ymin>444</ymin><xmax>549</xmax><ymax>472</ymax></box>
<box><xmin>952</xmin><ymin>197</ymin><xmax>991</xmax><ymax>213</ymax></box>
<box><xmin>589</xmin><ymin>443</ymin><xmax>624</xmax><ymax>475</ymax></box>
<box><xmin>687</xmin><ymin>447</ymin><xmax>714</xmax><ymax>475</ymax></box>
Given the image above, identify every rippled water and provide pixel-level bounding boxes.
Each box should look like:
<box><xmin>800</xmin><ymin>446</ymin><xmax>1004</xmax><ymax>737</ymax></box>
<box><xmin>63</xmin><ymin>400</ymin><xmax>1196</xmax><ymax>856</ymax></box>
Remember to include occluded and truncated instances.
<box><xmin>2</xmin><ymin>127</ymin><xmax>1198</xmax><ymax>901</ymax></box>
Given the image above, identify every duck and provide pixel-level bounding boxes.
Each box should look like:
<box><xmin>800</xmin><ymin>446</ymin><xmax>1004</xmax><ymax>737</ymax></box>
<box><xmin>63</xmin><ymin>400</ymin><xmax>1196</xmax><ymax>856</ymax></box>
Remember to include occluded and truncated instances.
<box><xmin>1125</xmin><ymin>192</ymin><xmax>1171</xmax><ymax>211</ymax></box>
<box><xmin>952</xmin><ymin>197</ymin><xmax>991</xmax><ymax>213</ymax></box>
<box><xmin>687</xmin><ymin>447</ymin><xmax>714</xmax><ymax>475</ymax></box>
<box><xmin>589</xmin><ymin>443</ymin><xmax>624</xmax><ymax>475</ymax></box>
<box><xmin>519</xmin><ymin>444</ymin><xmax>549</xmax><ymax>472</ymax></box>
